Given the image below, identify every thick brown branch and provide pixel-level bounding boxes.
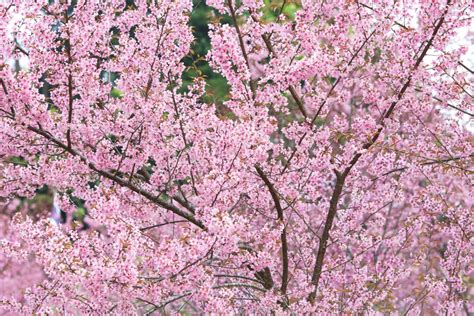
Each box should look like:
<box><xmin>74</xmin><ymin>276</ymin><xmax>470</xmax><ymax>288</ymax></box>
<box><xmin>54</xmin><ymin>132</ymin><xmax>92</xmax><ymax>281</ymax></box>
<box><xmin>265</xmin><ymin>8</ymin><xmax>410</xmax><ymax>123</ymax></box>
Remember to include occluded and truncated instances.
<box><xmin>26</xmin><ymin>125</ymin><xmax>205</xmax><ymax>230</ymax></box>
<box><xmin>173</xmin><ymin>194</ymin><xmax>196</xmax><ymax>213</ymax></box>
<box><xmin>308</xmin><ymin>1</ymin><xmax>451</xmax><ymax>303</ymax></box>
<box><xmin>307</xmin><ymin>171</ymin><xmax>345</xmax><ymax>303</ymax></box>
<box><xmin>344</xmin><ymin>0</ymin><xmax>451</xmax><ymax>175</ymax></box>
<box><xmin>255</xmin><ymin>166</ymin><xmax>289</xmax><ymax>296</ymax></box>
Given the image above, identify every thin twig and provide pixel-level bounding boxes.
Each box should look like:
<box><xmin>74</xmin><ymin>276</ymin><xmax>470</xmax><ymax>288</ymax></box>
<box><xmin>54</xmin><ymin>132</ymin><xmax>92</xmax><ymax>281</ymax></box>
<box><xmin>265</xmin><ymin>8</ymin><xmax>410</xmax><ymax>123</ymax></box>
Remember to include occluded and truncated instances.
<box><xmin>227</xmin><ymin>0</ymin><xmax>256</xmax><ymax>96</ymax></box>
<box><xmin>139</xmin><ymin>220</ymin><xmax>188</xmax><ymax>231</ymax></box>
<box><xmin>213</xmin><ymin>283</ymin><xmax>266</xmax><ymax>292</ymax></box>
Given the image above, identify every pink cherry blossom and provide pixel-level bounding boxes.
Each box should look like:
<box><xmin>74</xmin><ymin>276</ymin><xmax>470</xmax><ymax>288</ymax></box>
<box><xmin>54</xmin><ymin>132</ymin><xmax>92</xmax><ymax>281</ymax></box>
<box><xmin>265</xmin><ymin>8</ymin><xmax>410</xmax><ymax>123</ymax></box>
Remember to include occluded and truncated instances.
<box><xmin>0</xmin><ymin>0</ymin><xmax>473</xmax><ymax>314</ymax></box>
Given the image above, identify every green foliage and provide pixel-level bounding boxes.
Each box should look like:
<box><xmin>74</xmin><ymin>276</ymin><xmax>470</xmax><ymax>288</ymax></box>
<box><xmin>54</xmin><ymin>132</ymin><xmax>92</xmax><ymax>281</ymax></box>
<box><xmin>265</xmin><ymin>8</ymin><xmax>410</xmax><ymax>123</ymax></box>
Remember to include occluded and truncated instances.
<box><xmin>180</xmin><ymin>0</ymin><xmax>231</xmax><ymax>104</ymax></box>
<box><xmin>6</xmin><ymin>156</ymin><xmax>28</xmax><ymax>166</ymax></box>
<box><xmin>324</xmin><ymin>75</ymin><xmax>338</xmax><ymax>85</ymax></box>
<box><xmin>110</xmin><ymin>87</ymin><xmax>124</xmax><ymax>99</ymax></box>
<box><xmin>261</xmin><ymin>0</ymin><xmax>300</xmax><ymax>22</ymax></box>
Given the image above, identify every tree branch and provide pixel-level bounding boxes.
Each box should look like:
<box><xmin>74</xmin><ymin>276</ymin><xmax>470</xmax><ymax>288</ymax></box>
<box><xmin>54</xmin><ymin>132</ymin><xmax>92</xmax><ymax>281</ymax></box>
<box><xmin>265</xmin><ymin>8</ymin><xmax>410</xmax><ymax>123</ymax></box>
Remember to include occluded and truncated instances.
<box><xmin>281</xmin><ymin>29</ymin><xmax>377</xmax><ymax>175</ymax></box>
<box><xmin>458</xmin><ymin>61</ymin><xmax>473</xmax><ymax>74</ymax></box>
<box><xmin>227</xmin><ymin>0</ymin><xmax>257</xmax><ymax>96</ymax></box>
<box><xmin>139</xmin><ymin>220</ymin><xmax>188</xmax><ymax>231</ymax></box>
<box><xmin>26</xmin><ymin>125</ymin><xmax>205</xmax><ymax>230</ymax></box>
<box><xmin>308</xmin><ymin>1</ymin><xmax>451</xmax><ymax>303</ymax></box>
<box><xmin>259</xmin><ymin>31</ymin><xmax>308</xmax><ymax>118</ymax></box>
<box><xmin>64</xmin><ymin>13</ymin><xmax>74</xmax><ymax>149</ymax></box>
<box><xmin>170</xmin><ymin>83</ymin><xmax>199</xmax><ymax>196</ymax></box>
<box><xmin>255</xmin><ymin>165</ymin><xmax>289</xmax><ymax>295</ymax></box>
<box><xmin>214</xmin><ymin>274</ymin><xmax>265</xmax><ymax>285</ymax></box>
<box><xmin>213</xmin><ymin>283</ymin><xmax>266</xmax><ymax>292</ymax></box>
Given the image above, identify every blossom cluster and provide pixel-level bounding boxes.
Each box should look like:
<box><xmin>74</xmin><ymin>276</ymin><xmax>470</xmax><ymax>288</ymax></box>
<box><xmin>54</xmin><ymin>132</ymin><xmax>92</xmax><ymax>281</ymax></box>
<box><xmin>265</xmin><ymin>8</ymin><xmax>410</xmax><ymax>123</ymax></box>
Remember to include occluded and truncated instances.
<box><xmin>0</xmin><ymin>0</ymin><xmax>473</xmax><ymax>314</ymax></box>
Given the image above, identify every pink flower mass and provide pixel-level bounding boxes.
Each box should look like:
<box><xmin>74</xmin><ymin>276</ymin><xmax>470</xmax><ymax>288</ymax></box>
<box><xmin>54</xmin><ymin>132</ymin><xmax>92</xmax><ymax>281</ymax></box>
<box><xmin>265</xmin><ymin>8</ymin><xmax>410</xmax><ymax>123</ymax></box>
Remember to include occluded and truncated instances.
<box><xmin>0</xmin><ymin>0</ymin><xmax>473</xmax><ymax>314</ymax></box>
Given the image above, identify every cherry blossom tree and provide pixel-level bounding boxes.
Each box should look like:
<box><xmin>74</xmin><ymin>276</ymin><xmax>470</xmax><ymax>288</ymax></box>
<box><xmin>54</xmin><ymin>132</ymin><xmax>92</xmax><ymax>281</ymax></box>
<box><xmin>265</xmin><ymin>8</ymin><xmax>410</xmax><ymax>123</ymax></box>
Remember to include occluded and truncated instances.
<box><xmin>1</xmin><ymin>0</ymin><xmax>473</xmax><ymax>314</ymax></box>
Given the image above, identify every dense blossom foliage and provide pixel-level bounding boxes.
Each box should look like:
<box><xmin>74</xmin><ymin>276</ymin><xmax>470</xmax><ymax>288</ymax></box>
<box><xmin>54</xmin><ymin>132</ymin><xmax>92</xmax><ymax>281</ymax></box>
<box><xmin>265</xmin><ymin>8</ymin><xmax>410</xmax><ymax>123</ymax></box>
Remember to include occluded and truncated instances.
<box><xmin>0</xmin><ymin>0</ymin><xmax>473</xmax><ymax>314</ymax></box>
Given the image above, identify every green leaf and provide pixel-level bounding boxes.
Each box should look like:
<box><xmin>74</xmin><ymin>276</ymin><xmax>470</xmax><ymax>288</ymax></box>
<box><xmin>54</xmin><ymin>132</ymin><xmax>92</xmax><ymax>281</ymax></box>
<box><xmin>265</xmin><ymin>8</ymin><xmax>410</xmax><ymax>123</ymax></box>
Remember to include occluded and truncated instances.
<box><xmin>110</xmin><ymin>87</ymin><xmax>124</xmax><ymax>99</ymax></box>
<box><xmin>313</xmin><ymin>117</ymin><xmax>326</xmax><ymax>127</ymax></box>
<box><xmin>7</xmin><ymin>156</ymin><xmax>28</xmax><ymax>166</ymax></box>
<box><xmin>282</xmin><ymin>3</ymin><xmax>299</xmax><ymax>19</ymax></box>
<box><xmin>73</xmin><ymin>207</ymin><xmax>86</xmax><ymax>221</ymax></box>
<box><xmin>324</xmin><ymin>75</ymin><xmax>337</xmax><ymax>85</ymax></box>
